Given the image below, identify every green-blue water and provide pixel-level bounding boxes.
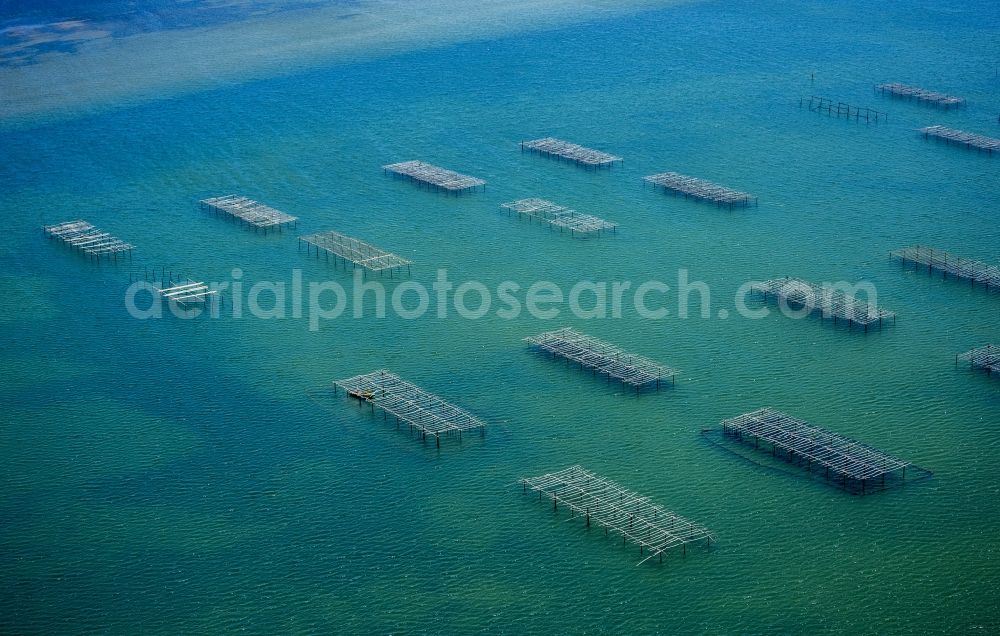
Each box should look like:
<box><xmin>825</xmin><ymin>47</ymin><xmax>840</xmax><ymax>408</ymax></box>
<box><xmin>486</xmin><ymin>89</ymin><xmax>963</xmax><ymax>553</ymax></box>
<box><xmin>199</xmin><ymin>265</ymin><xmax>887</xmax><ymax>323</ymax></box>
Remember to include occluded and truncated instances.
<box><xmin>2</xmin><ymin>0</ymin><xmax>999</xmax><ymax>632</ymax></box>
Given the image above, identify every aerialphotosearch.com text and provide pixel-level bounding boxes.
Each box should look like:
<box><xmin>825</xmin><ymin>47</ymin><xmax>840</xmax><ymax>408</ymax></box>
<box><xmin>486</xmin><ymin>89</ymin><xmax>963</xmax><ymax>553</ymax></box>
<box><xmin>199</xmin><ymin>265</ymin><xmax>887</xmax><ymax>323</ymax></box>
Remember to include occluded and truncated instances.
<box><xmin>125</xmin><ymin>268</ymin><xmax>880</xmax><ymax>331</ymax></box>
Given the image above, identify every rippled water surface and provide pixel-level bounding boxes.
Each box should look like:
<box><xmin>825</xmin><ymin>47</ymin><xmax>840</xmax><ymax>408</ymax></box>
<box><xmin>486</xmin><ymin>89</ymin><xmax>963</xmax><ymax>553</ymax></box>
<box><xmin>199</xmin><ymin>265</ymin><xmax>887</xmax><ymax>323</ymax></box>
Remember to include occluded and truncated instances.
<box><xmin>1</xmin><ymin>0</ymin><xmax>999</xmax><ymax>632</ymax></box>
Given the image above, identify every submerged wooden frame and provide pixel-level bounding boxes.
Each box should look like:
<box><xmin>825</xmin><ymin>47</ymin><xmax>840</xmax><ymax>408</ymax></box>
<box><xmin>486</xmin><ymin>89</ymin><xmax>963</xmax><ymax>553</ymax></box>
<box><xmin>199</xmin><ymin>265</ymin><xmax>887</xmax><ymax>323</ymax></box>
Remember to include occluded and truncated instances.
<box><xmin>383</xmin><ymin>160</ymin><xmax>486</xmax><ymax>193</ymax></box>
<box><xmin>200</xmin><ymin>195</ymin><xmax>298</xmax><ymax>231</ymax></box>
<box><xmin>719</xmin><ymin>408</ymin><xmax>912</xmax><ymax>494</ymax></box>
<box><xmin>334</xmin><ymin>370</ymin><xmax>486</xmax><ymax>447</ymax></box>
<box><xmin>526</xmin><ymin>327</ymin><xmax>677</xmax><ymax>392</ymax></box>
<box><xmin>520</xmin><ymin>465</ymin><xmax>713</xmax><ymax>565</ymax></box>
<box><xmin>643</xmin><ymin>172</ymin><xmax>755</xmax><ymax>208</ymax></box>
<box><xmin>750</xmin><ymin>277</ymin><xmax>895</xmax><ymax>331</ymax></box>
<box><xmin>520</xmin><ymin>138</ymin><xmax>622</xmax><ymax>168</ymax></box>
<box><xmin>44</xmin><ymin>220</ymin><xmax>134</xmax><ymax>261</ymax></box>
<box><xmin>891</xmin><ymin>245</ymin><xmax>1000</xmax><ymax>290</ymax></box>
<box><xmin>500</xmin><ymin>198</ymin><xmax>617</xmax><ymax>237</ymax></box>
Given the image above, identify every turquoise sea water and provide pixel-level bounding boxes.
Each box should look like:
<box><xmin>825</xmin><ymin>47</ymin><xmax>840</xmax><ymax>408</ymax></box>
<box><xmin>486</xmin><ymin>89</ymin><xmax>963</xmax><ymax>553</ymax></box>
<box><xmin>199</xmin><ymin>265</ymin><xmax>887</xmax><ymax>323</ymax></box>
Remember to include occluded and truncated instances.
<box><xmin>2</xmin><ymin>0</ymin><xmax>1000</xmax><ymax>632</ymax></box>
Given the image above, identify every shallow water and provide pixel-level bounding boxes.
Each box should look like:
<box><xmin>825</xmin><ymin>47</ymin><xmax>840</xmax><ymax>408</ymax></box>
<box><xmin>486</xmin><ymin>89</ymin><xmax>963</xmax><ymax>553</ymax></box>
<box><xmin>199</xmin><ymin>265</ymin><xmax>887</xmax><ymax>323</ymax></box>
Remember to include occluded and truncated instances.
<box><xmin>1</xmin><ymin>0</ymin><xmax>999</xmax><ymax>632</ymax></box>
